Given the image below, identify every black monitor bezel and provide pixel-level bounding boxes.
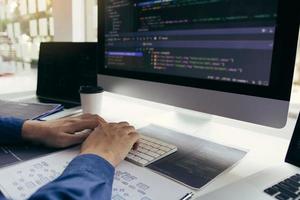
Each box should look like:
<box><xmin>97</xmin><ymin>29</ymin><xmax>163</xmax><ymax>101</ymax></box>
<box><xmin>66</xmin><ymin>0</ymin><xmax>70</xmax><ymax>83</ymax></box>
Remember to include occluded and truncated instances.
<box><xmin>98</xmin><ymin>0</ymin><xmax>299</xmax><ymax>101</ymax></box>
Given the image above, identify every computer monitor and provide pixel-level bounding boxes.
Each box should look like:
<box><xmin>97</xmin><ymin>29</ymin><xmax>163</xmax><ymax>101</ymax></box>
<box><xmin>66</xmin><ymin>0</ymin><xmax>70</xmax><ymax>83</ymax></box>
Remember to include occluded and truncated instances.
<box><xmin>97</xmin><ymin>0</ymin><xmax>299</xmax><ymax>128</ymax></box>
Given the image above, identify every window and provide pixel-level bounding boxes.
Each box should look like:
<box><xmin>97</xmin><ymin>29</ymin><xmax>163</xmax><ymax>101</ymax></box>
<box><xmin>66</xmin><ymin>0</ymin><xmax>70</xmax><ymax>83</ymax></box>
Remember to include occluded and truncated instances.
<box><xmin>0</xmin><ymin>0</ymin><xmax>54</xmax><ymax>75</ymax></box>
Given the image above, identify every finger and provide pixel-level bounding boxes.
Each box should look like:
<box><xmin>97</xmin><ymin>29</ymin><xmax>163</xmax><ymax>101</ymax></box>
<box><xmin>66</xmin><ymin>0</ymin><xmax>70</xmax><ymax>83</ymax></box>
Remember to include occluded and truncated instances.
<box><xmin>128</xmin><ymin>132</ymin><xmax>140</xmax><ymax>145</ymax></box>
<box><xmin>60</xmin><ymin>132</ymin><xmax>90</xmax><ymax>147</ymax></box>
<box><xmin>108</xmin><ymin>122</ymin><xmax>129</xmax><ymax>127</ymax></box>
<box><xmin>79</xmin><ymin>114</ymin><xmax>107</xmax><ymax>124</ymax></box>
<box><xmin>66</xmin><ymin>119</ymin><xmax>100</xmax><ymax>133</ymax></box>
<box><xmin>117</xmin><ymin>122</ymin><xmax>130</xmax><ymax>127</ymax></box>
<box><xmin>132</xmin><ymin>140</ymin><xmax>140</xmax><ymax>150</ymax></box>
<box><xmin>122</xmin><ymin>126</ymin><xmax>136</xmax><ymax>134</ymax></box>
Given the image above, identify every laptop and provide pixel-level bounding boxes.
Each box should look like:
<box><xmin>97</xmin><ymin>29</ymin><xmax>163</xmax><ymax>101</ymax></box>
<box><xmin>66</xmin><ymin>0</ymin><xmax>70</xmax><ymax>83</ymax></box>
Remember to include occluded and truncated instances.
<box><xmin>197</xmin><ymin>114</ymin><xmax>300</xmax><ymax>200</ymax></box>
<box><xmin>32</xmin><ymin>42</ymin><xmax>97</xmax><ymax>108</ymax></box>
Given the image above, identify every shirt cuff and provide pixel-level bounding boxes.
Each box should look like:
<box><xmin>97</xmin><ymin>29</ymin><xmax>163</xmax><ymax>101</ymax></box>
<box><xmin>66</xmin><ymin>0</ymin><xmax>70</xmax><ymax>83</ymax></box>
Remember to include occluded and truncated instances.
<box><xmin>63</xmin><ymin>154</ymin><xmax>115</xmax><ymax>181</ymax></box>
<box><xmin>0</xmin><ymin>117</ymin><xmax>25</xmax><ymax>143</ymax></box>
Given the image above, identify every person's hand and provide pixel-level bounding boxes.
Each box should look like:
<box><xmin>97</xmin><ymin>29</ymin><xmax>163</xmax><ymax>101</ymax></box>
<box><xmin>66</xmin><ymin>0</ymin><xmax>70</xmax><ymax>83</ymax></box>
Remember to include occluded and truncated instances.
<box><xmin>22</xmin><ymin>114</ymin><xmax>104</xmax><ymax>148</ymax></box>
<box><xmin>80</xmin><ymin>122</ymin><xmax>140</xmax><ymax>167</ymax></box>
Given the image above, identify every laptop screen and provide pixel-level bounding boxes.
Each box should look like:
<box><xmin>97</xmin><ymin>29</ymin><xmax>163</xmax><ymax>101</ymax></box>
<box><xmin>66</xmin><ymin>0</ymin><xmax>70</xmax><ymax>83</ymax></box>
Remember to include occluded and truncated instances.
<box><xmin>37</xmin><ymin>42</ymin><xmax>97</xmax><ymax>104</ymax></box>
<box><xmin>285</xmin><ymin>114</ymin><xmax>300</xmax><ymax>167</ymax></box>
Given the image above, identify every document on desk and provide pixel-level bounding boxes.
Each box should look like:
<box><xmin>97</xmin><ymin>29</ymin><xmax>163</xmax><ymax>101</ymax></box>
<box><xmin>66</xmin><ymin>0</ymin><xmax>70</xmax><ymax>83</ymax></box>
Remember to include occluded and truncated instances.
<box><xmin>0</xmin><ymin>148</ymin><xmax>75</xmax><ymax>200</ymax></box>
<box><xmin>0</xmin><ymin>147</ymin><xmax>191</xmax><ymax>200</ymax></box>
<box><xmin>0</xmin><ymin>144</ymin><xmax>58</xmax><ymax>168</ymax></box>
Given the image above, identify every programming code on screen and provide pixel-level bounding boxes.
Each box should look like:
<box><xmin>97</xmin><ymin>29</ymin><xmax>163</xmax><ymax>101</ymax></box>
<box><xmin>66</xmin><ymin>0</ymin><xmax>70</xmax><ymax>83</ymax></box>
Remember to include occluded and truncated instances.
<box><xmin>104</xmin><ymin>0</ymin><xmax>278</xmax><ymax>86</ymax></box>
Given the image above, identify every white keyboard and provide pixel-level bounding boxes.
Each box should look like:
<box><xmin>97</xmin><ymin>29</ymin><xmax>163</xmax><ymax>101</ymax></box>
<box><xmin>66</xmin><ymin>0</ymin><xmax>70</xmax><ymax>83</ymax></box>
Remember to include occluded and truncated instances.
<box><xmin>126</xmin><ymin>135</ymin><xmax>178</xmax><ymax>167</ymax></box>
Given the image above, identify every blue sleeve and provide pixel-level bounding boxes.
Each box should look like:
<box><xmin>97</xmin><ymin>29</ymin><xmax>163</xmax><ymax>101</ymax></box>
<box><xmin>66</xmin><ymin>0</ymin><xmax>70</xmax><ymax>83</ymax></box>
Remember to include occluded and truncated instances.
<box><xmin>0</xmin><ymin>192</ymin><xmax>6</xmax><ymax>200</ymax></box>
<box><xmin>0</xmin><ymin>117</ymin><xmax>25</xmax><ymax>144</ymax></box>
<box><xmin>29</xmin><ymin>154</ymin><xmax>115</xmax><ymax>200</ymax></box>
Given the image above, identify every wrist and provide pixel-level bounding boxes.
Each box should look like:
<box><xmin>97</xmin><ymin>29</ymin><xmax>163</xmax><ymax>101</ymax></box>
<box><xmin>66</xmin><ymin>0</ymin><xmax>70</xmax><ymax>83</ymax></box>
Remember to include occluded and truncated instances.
<box><xmin>22</xmin><ymin>120</ymin><xmax>44</xmax><ymax>143</ymax></box>
<box><xmin>80</xmin><ymin>149</ymin><xmax>119</xmax><ymax>167</ymax></box>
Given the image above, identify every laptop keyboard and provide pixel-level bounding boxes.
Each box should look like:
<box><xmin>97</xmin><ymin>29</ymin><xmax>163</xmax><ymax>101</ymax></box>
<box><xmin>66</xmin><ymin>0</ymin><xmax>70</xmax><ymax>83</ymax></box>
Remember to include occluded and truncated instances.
<box><xmin>264</xmin><ymin>173</ymin><xmax>300</xmax><ymax>200</ymax></box>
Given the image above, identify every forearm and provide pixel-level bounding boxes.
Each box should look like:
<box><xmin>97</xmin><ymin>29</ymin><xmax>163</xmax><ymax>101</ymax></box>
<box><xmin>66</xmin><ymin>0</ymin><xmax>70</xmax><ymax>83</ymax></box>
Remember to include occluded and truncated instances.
<box><xmin>0</xmin><ymin>117</ymin><xmax>45</xmax><ymax>145</ymax></box>
<box><xmin>29</xmin><ymin>154</ymin><xmax>115</xmax><ymax>200</ymax></box>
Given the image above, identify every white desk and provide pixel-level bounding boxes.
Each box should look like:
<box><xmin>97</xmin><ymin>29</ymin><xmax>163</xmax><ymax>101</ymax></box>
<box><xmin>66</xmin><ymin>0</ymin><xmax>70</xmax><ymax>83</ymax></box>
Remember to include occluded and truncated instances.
<box><xmin>1</xmin><ymin>73</ymin><xmax>300</xmax><ymax>199</ymax></box>
<box><xmin>95</xmin><ymin>92</ymin><xmax>299</xmax><ymax>198</ymax></box>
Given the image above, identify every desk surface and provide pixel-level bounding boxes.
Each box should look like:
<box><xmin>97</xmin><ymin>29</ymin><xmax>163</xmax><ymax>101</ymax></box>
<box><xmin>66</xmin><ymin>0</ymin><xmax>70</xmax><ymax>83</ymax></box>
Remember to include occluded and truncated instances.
<box><xmin>97</xmin><ymin>92</ymin><xmax>298</xmax><ymax>198</ymax></box>
<box><xmin>35</xmin><ymin>91</ymin><xmax>299</xmax><ymax>198</ymax></box>
<box><xmin>1</xmin><ymin>73</ymin><xmax>300</xmax><ymax>198</ymax></box>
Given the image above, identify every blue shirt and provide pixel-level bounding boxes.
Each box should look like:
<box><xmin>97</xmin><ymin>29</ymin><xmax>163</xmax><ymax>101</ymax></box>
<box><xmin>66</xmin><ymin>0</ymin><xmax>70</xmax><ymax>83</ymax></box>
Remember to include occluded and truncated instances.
<box><xmin>0</xmin><ymin>117</ymin><xmax>115</xmax><ymax>200</ymax></box>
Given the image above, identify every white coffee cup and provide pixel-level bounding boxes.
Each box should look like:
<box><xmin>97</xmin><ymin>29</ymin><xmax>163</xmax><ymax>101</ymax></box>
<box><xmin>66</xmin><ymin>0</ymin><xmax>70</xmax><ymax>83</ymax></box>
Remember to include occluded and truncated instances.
<box><xmin>79</xmin><ymin>86</ymin><xmax>104</xmax><ymax>115</ymax></box>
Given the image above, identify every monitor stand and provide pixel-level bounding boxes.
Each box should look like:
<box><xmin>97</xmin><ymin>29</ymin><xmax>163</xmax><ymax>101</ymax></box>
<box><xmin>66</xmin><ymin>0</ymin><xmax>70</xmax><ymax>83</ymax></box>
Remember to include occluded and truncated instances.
<box><xmin>151</xmin><ymin>108</ymin><xmax>213</xmax><ymax>134</ymax></box>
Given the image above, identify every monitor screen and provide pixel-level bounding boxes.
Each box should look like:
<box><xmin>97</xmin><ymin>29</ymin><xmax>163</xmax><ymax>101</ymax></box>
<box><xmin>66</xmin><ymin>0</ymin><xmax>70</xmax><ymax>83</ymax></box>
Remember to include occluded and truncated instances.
<box><xmin>98</xmin><ymin>0</ymin><xmax>299</xmax><ymax>127</ymax></box>
<box><xmin>104</xmin><ymin>0</ymin><xmax>277</xmax><ymax>87</ymax></box>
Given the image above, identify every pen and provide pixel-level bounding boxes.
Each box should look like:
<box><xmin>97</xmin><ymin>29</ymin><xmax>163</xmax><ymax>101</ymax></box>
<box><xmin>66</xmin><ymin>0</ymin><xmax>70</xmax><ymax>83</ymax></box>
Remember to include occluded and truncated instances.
<box><xmin>180</xmin><ymin>192</ymin><xmax>194</xmax><ymax>200</ymax></box>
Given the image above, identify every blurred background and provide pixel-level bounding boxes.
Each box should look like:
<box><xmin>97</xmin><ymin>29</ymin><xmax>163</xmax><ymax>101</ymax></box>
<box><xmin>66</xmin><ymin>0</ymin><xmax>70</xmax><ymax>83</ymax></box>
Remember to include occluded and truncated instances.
<box><xmin>0</xmin><ymin>0</ymin><xmax>97</xmax><ymax>93</ymax></box>
<box><xmin>0</xmin><ymin>0</ymin><xmax>97</xmax><ymax>73</ymax></box>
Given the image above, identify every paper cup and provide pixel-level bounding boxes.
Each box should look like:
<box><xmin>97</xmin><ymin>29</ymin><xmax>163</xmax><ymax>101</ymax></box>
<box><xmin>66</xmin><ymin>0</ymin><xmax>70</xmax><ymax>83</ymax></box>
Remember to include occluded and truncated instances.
<box><xmin>79</xmin><ymin>86</ymin><xmax>104</xmax><ymax>115</ymax></box>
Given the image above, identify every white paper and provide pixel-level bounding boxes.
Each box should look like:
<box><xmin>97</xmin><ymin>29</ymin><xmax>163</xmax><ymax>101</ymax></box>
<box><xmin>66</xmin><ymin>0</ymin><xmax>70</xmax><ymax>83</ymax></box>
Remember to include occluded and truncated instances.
<box><xmin>0</xmin><ymin>148</ymin><xmax>191</xmax><ymax>200</ymax></box>
<box><xmin>28</xmin><ymin>0</ymin><xmax>36</xmax><ymax>14</ymax></box>
<box><xmin>29</xmin><ymin>20</ymin><xmax>38</xmax><ymax>36</ymax></box>
<box><xmin>13</xmin><ymin>23</ymin><xmax>21</xmax><ymax>37</ymax></box>
<box><xmin>38</xmin><ymin>18</ymin><xmax>48</xmax><ymax>36</ymax></box>
<box><xmin>37</xmin><ymin>0</ymin><xmax>47</xmax><ymax>11</ymax></box>
<box><xmin>19</xmin><ymin>0</ymin><xmax>27</xmax><ymax>15</ymax></box>
<box><xmin>0</xmin><ymin>149</ymin><xmax>76</xmax><ymax>200</ymax></box>
<box><xmin>112</xmin><ymin>162</ymin><xmax>191</xmax><ymax>200</ymax></box>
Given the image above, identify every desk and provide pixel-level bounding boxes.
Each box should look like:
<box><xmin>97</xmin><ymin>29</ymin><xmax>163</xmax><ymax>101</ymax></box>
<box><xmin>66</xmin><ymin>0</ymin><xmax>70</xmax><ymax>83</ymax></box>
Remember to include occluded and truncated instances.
<box><xmin>34</xmin><ymin>92</ymin><xmax>298</xmax><ymax>198</ymax></box>
<box><xmin>1</xmin><ymin>73</ymin><xmax>300</xmax><ymax>199</ymax></box>
<box><xmin>92</xmin><ymin>92</ymin><xmax>299</xmax><ymax>198</ymax></box>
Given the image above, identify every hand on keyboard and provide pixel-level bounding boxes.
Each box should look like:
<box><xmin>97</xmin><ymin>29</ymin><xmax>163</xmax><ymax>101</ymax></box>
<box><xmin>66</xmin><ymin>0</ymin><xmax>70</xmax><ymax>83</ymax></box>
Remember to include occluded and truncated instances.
<box><xmin>126</xmin><ymin>135</ymin><xmax>178</xmax><ymax>167</ymax></box>
<box><xmin>80</xmin><ymin>121</ymin><xmax>140</xmax><ymax>167</ymax></box>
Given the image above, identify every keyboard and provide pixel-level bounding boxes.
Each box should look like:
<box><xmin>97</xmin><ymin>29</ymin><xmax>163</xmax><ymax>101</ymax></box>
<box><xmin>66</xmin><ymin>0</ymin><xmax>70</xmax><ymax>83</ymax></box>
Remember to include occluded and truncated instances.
<box><xmin>264</xmin><ymin>173</ymin><xmax>300</xmax><ymax>200</ymax></box>
<box><xmin>126</xmin><ymin>135</ymin><xmax>178</xmax><ymax>167</ymax></box>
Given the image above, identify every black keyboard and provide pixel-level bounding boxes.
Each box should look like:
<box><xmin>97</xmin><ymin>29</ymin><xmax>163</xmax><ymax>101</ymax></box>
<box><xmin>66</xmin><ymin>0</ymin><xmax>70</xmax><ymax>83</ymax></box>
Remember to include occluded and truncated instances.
<box><xmin>264</xmin><ymin>174</ymin><xmax>300</xmax><ymax>200</ymax></box>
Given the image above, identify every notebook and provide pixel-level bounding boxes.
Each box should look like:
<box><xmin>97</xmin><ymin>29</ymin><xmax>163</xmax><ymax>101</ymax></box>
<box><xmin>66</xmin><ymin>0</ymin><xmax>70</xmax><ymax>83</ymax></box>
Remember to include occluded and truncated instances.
<box><xmin>0</xmin><ymin>100</ymin><xmax>63</xmax><ymax>120</ymax></box>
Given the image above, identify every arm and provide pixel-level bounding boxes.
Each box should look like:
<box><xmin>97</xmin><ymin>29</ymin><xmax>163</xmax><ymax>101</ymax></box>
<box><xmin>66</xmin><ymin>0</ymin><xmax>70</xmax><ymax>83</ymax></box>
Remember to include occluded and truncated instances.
<box><xmin>21</xmin><ymin>114</ymin><xmax>104</xmax><ymax>148</ymax></box>
<box><xmin>29</xmin><ymin>154</ymin><xmax>114</xmax><ymax>200</ymax></box>
<box><xmin>29</xmin><ymin>122</ymin><xmax>140</xmax><ymax>200</ymax></box>
<box><xmin>0</xmin><ymin>114</ymin><xmax>102</xmax><ymax>147</ymax></box>
<box><xmin>0</xmin><ymin>117</ymin><xmax>25</xmax><ymax>144</ymax></box>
